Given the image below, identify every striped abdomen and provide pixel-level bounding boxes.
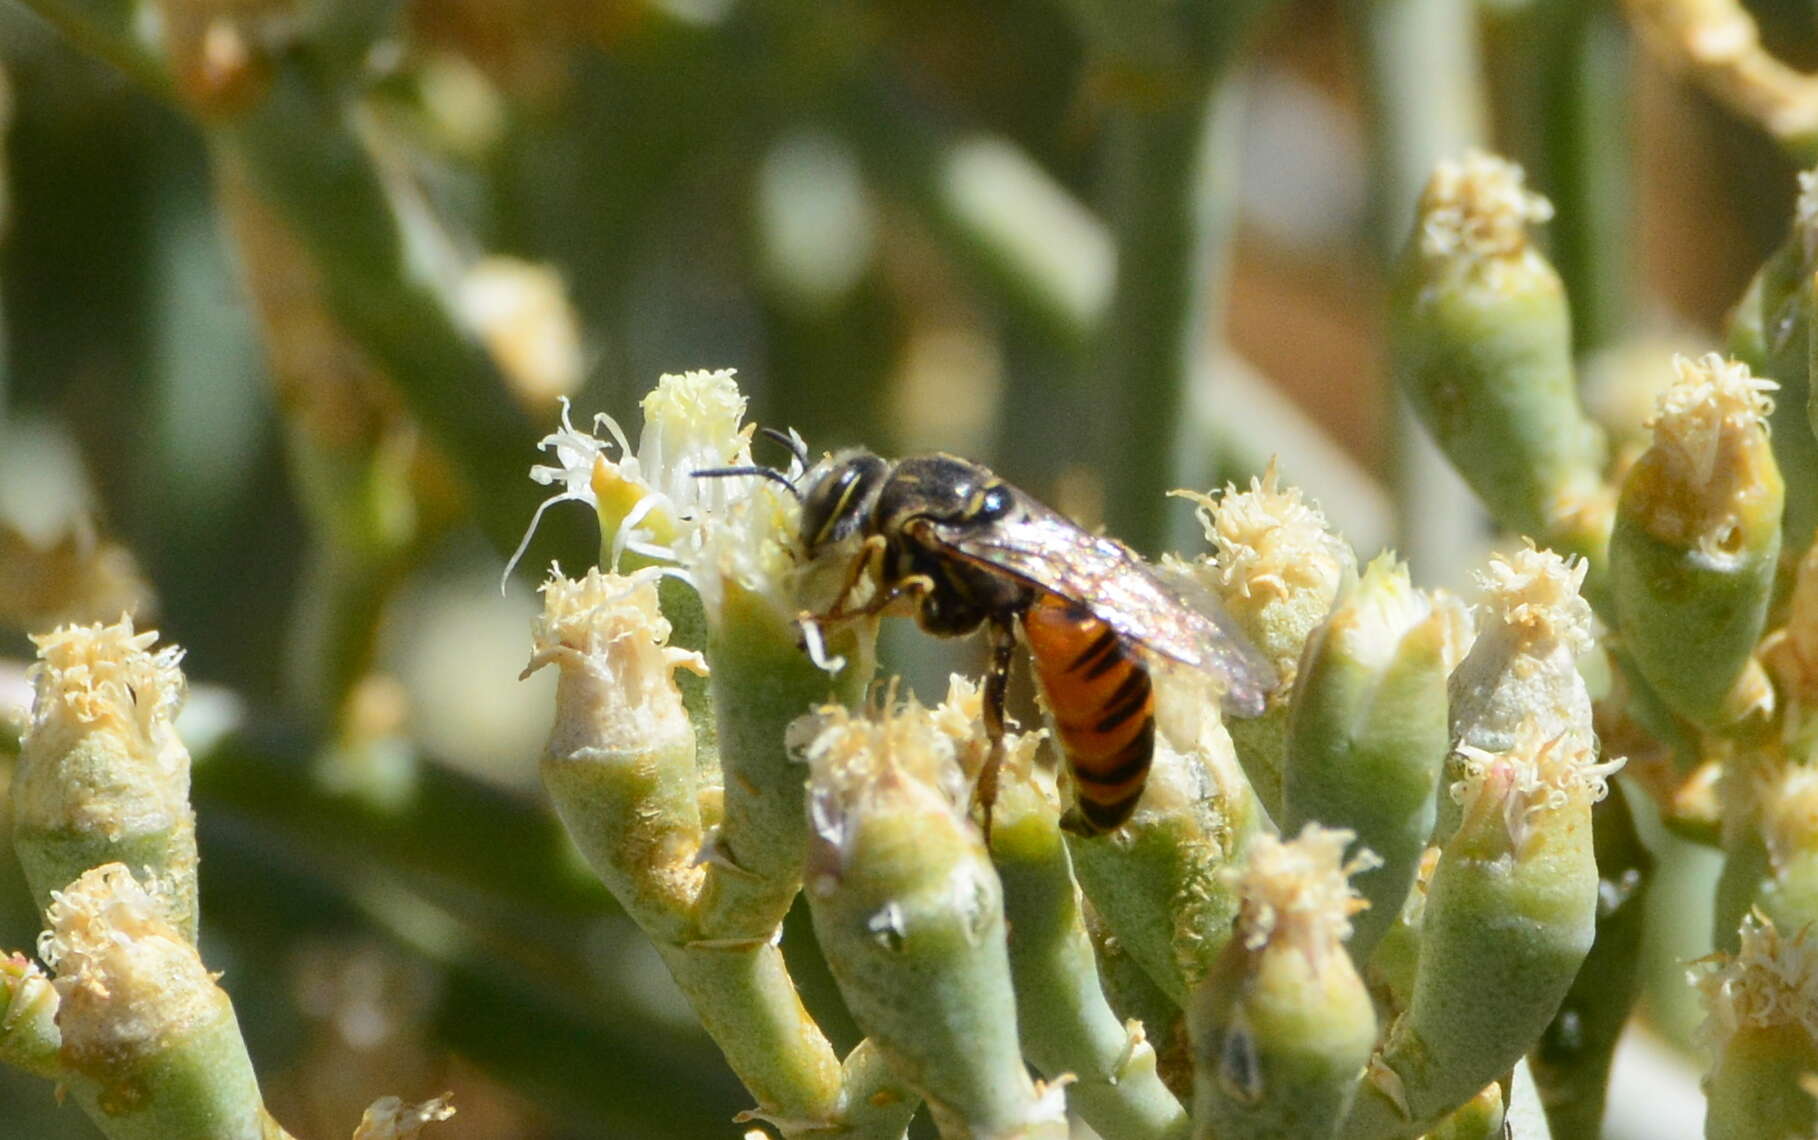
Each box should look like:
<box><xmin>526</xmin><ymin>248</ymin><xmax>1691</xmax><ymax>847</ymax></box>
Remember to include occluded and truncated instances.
<box><xmin>1022</xmin><ymin>594</ymin><xmax>1155</xmax><ymax>834</ymax></box>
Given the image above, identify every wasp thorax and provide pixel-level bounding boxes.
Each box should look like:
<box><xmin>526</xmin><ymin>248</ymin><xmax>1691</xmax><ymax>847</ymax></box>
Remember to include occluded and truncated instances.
<box><xmin>800</xmin><ymin>450</ymin><xmax>891</xmax><ymax>554</ymax></box>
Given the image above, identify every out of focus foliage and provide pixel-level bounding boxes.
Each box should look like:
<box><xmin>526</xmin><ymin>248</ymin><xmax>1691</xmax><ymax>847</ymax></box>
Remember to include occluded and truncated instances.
<box><xmin>6</xmin><ymin>0</ymin><xmax>1818</xmax><ymax>1136</ymax></box>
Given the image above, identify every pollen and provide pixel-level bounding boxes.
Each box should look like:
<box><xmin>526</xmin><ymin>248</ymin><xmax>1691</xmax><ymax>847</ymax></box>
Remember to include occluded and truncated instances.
<box><xmin>525</xmin><ymin>567</ymin><xmax>704</xmax><ymax>757</ymax></box>
<box><xmin>1450</xmin><ymin>721</ymin><xmax>1623</xmax><ymax>853</ymax></box>
<box><xmin>38</xmin><ymin>864</ymin><xmax>221</xmax><ymax>1057</ymax></box>
<box><xmin>1180</xmin><ymin>465</ymin><xmax>1349</xmax><ymax>606</ymax></box>
<box><xmin>1473</xmin><ymin>544</ymin><xmax>1594</xmax><ymax>659</ymax></box>
<box><xmin>1417</xmin><ymin>149</ymin><xmax>1553</xmax><ymax>263</ymax></box>
<box><xmin>1227</xmin><ymin>824</ymin><xmax>1377</xmax><ymax>964</ymax></box>
<box><xmin>1645</xmin><ymin>354</ymin><xmax>1776</xmax><ymax>490</ymax></box>
<box><xmin>1694</xmin><ymin>911</ymin><xmax>1818</xmax><ymax>1050</ymax></box>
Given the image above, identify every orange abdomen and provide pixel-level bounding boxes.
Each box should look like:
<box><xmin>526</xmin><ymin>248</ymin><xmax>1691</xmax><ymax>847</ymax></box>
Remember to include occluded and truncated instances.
<box><xmin>1021</xmin><ymin>595</ymin><xmax>1155</xmax><ymax>833</ymax></box>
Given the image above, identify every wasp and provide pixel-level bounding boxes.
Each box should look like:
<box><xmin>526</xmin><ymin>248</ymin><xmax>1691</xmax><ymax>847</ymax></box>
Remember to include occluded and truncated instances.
<box><xmin>701</xmin><ymin>437</ymin><xmax>1276</xmax><ymax>835</ymax></box>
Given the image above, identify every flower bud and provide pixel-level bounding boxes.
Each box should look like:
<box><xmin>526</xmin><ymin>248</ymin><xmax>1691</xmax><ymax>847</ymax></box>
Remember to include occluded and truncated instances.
<box><xmin>1283</xmin><ymin>556</ymin><xmax>1468</xmax><ymax>964</ymax></box>
<box><xmin>0</xmin><ymin>952</ymin><xmax>60</xmax><ymax>1079</ymax></box>
<box><xmin>14</xmin><ymin>618</ymin><xmax>198</xmax><ymax>942</ymax></box>
<box><xmin>1344</xmin><ymin>722</ymin><xmax>1617</xmax><ymax>1135</ymax></box>
<box><xmin>40</xmin><ymin>864</ymin><xmax>278</xmax><ymax>1139</ymax></box>
<box><xmin>1391</xmin><ymin>150</ymin><xmax>1610</xmax><ymax>561</ymax></box>
<box><xmin>1694</xmin><ymin>911</ymin><xmax>1818</xmax><ymax>1140</ymax></box>
<box><xmin>1611</xmin><ymin>354</ymin><xmax>1782</xmax><ymax>730</ymax></box>
<box><xmin>526</xmin><ymin>567</ymin><xmax>705</xmax><ymax>941</ymax></box>
<box><xmin>1443</xmin><ymin>544</ymin><xmax>1592</xmax><ymax>840</ymax></box>
<box><xmin>1170</xmin><ymin>467</ymin><xmax>1355</xmax><ymax>813</ymax></box>
<box><xmin>1191</xmin><ymin>826</ymin><xmax>1377</xmax><ymax>1140</ymax></box>
<box><xmin>799</xmin><ymin>694</ymin><xmax>1067</xmax><ymax>1140</ymax></box>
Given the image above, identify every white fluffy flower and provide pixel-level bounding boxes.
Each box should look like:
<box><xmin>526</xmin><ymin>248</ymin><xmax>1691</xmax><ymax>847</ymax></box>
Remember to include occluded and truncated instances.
<box><xmin>504</xmin><ymin>370</ymin><xmax>811</xmax><ymax>627</ymax></box>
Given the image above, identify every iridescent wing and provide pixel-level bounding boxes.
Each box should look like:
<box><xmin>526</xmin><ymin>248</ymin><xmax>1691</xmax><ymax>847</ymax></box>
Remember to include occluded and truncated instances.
<box><xmin>910</xmin><ymin>495</ymin><xmax>1276</xmax><ymax>716</ymax></box>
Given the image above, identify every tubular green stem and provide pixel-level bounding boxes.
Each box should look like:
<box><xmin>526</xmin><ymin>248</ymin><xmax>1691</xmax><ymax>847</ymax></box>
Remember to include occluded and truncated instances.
<box><xmin>221</xmin><ymin>60</ymin><xmax>546</xmax><ymax>556</ymax></box>
<box><xmin>1725</xmin><ymin>236</ymin><xmax>1818</xmax><ymax>556</ymax></box>
<box><xmin>1097</xmin><ymin>71</ymin><xmax>1245</xmax><ymax>555</ymax></box>
<box><xmin>1499</xmin><ymin>0</ymin><xmax>1631</xmax><ymax>354</ymax></box>
<box><xmin>191</xmin><ymin>725</ymin><xmax>614</xmax><ymax>919</ymax></box>
<box><xmin>11</xmin><ymin>0</ymin><xmax>553</xmax><ymax>557</ymax></box>
<box><xmin>836</xmin><ymin>78</ymin><xmax>1096</xmax><ymax>356</ymax></box>
<box><xmin>1527</xmin><ymin>780</ymin><xmax>1653</xmax><ymax>1140</ymax></box>
<box><xmin>1282</xmin><ymin>565</ymin><xmax>1453</xmax><ymax>966</ymax></box>
<box><xmin>991</xmin><ymin>781</ymin><xmax>1192</xmax><ymax>1140</ymax></box>
<box><xmin>1542</xmin><ymin>2</ymin><xmax>1630</xmax><ymax>355</ymax></box>
<box><xmin>10</xmin><ymin>0</ymin><xmax>169</xmax><ymax>98</ymax></box>
<box><xmin>696</xmin><ymin>583</ymin><xmax>869</xmax><ymax>941</ymax></box>
<box><xmin>284</xmin><ymin>543</ymin><xmax>409</xmax><ymax>730</ymax></box>
<box><xmin>1085</xmin><ymin>899</ymin><xmax>1188</xmax><ymax>1052</ymax></box>
<box><xmin>0</xmin><ymin>956</ymin><xmax>61</xmax><ymax>1080</ymax></box>
<box><xmin>804</xmin><ymin>742</ymin><xmax>1063</xmax><ymax>1139</ymax></box>
<box><xmin>1353</xmin><ymin>0</ymin><xmax>1491</xmax><ymax>586</ymax></box>
<box><xmin>278</xmin><ymin>420</ymin><xmax>425</xmax><ymax>724</ymax></box>
<box><xmin>655</xmin><ymin>942</ymin><xmax>846</xmax><ymax>1127</ymax></box>
<box><xmin>1706</xmin><ymin>1021</ymin><xmax>1818</xmax><ymax>1140</ymax></box>
<box><xmin>1068</xmin><ymin>734</ymin><xmax>1268</xmax><ymax>1007</ymax></box>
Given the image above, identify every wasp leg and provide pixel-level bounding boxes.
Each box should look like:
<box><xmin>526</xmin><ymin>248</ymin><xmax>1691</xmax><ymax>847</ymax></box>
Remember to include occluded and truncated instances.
<box><xmin>823</xmin><ymin>533</ymin><xmax>888</xmax><ymax>618</ymax></box>
<box><xmin>973</xmin><ymin>617</ymin><xmax>1017</xmax><ymax>844</ymax></box>
<box><xmin>818</xmin><ymin>537</ymin><xmax>934</xmax><ymax>625</ymax></box>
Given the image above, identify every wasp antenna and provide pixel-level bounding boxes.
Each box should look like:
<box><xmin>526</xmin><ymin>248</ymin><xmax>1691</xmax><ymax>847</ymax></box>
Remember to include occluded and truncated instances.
<box><xmin>692</xmin><ymin>465</ymin><xmax>803</xmax><ymax>500</ymax></box>
<box><xmin>757</xmin><ymin>425</ymin><xmax>812</xmax><ymax>470</ymax></box>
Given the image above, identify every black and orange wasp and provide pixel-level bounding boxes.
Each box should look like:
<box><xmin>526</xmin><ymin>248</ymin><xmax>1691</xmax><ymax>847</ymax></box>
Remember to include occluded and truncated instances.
<box><xmin>700</xmin><ymin>435</ymin><xmax>1276</xmax><ymax>835</ymax></box>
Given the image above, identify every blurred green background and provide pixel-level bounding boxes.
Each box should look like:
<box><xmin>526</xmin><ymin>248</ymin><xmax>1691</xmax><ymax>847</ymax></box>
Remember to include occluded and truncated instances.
<box><xmin>0</xmin><ymin>0</ymin><xmax>1809</xmax><ymax>1134</ymax></box>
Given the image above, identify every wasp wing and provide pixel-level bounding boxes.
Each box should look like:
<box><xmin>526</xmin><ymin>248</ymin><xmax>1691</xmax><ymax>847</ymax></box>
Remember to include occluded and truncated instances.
<box><xmin>912</xmin><ymin>500</ymin><xmax>1276</xmax><ymax>716</ymax></box>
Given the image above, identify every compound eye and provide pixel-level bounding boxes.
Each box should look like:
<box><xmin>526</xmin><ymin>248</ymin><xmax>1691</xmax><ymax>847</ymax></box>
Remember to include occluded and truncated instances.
<box><xmin>976</xmin><ymin>485</ymin><xmax>1013</xmax><ymax>521</ymax></box>
<box><xmin>806</xmin><ymin>457</ymin><xmax>880</xmax><ymax>548</ymax></box>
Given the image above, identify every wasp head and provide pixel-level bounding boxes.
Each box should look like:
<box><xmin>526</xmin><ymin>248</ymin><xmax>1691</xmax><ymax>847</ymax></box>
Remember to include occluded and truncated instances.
<box><xmin>801</xmin><ymin>450</ymin><xmax>891</xmax><ymax>555</ymax></box>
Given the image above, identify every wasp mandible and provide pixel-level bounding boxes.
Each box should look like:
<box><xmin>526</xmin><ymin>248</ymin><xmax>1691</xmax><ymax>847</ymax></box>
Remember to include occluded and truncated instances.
<box><xmin>701</xmin><ymin>436</ymin><xmax>1276</xmax><ymax>835</ymax></box>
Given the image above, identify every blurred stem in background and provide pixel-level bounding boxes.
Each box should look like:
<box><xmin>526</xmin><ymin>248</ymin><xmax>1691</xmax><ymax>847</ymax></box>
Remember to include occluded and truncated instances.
<box><xmin>1088</xmin><ymin>2</ymin><xmax>1281</xmax><ymax>555</ymax></box>
<box><xmin>0</xmin><ymin>64</ymin><xmax>11</xmax><ymax>414</ymax></box>
<box><xmin>1488</xmin><ymin>0</ymin><xmax>1633</xmax><ymax>355</ymax></box>
<box><xmin>1353</xmin><ymin>0</ymin><xmax>1490</xmax><ymax>586</ymax></box>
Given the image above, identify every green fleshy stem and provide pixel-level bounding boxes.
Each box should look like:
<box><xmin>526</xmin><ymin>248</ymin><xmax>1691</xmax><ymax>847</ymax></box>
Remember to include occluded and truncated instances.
<box><xmin>12</xmin><ymin>736</ymin><xmax>199</xmax><ymax>945</ymax></box>
<box><xmin>14</xmin><ymin>823</ymin><xmax>199</xmax><ymax>947</ymax></box>
<box><xmin>540</xmin><ymin>580</ymin><xmax>873</xmax><ymax>1132</ymax></box>
<box><xmin>1610</xmin><ymin>434</ymin><xmax>1782</xmax><ymax>731</ymax></box>
<box><xmin>1341</xmin><ymin>769</ymin><xmax>1599</xmax><ymax>1137</ymax></box>
<box><xmin>1416</xmin><ymin>1082</ymin><xmax>1503</xmax><ymax>1140</ymax></box>
<box><xmin>545</xmin><ymin>717</ymin><xmax>849</xmax><ymax>1121</ymax></box>
<box><xmin>1282</xmin><ymin>576</ymin><xmax>1451</xmax><ymax>965</ymax></box>
<box><xmin>1069</xmin><ymin>741</ymin><xmax>1268</xmax><ymax>1007</ymax></box>
<box><xmin>0</xmin><ymin>955</ymin><xmax>61</xmax><ymax>1080</ymax></box>
<box><xmin>990</xmin><ymin>774</ymin><xmax>1191</xmax><ymax>1140</ymax></box>
<box><xmin>1363</xmin><ymin>890</ymin><xmax>1423</xmax><ymax>1021</ymax></box>
<box><xmin>806</xmin><ymin>781</ymin><xmax>1064</xmax><ymax>1139</ymax></box>
<box><xmin>48</xmin><ymin>905</ymin><xmax>294</xmax><ymax>1140</ymax></box>
<box><xmin>1712</xmin><ymin>740</ymin><xmax>1818</xmax><ymax>953</ymax></box>
<box><xmin>1705</xmin><ymin>1022</ymin><xmax>1818</xmax><ymax>1140</ymax></box>
<box><xmin>1726</xmin><ymin>236</ymin><xmax>1818</xmax><ymax>556</ymax></box>
<box><xmin>59</xmin><ymin>975</ymin><xmax>292</xmax><ymax>1140</ymax></box>
<box><xmin>222</xmin><ymin>59</ymin><xmax>547</xmax><ymax>557</ymax></box>
<box><xmin>1191</xmin><ymin>934</ymin><xmax>1376</xmax><ymax>1139</ymax></box>
<box><xmin>696</xmin><ymin>581</ymin><xmax>869</xmax><ymax>942</ymax></box>
<box><xmin>1526</xmin><ymin>781</ymin><xmax>1653</xmax><ymax>1139</ymax></box>
<box><xmin>1226</xmin><ymin>711</ymin><xmax>1289</xmax><ymax>825</ymax></box>
<box><xmin>1390</xmin><ymin>211</ymin><xmax>1608</xmax><ymax>563</ymax></box>
<box><xmin>1086</xmin><ymin>899</ymin><xmax>1187</xmax><ymax>1050</ymax></box>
